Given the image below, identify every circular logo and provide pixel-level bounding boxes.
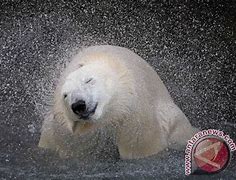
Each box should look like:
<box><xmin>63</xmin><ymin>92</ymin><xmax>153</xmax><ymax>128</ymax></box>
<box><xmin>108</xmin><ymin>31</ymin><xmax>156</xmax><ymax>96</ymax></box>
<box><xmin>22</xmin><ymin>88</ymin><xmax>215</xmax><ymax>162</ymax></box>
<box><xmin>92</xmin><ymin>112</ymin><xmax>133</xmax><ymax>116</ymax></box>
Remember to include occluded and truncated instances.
<box><xmin>192</xmin><ymin>137</ymin><xmax>230</xmax><ymax>174</ymax></box>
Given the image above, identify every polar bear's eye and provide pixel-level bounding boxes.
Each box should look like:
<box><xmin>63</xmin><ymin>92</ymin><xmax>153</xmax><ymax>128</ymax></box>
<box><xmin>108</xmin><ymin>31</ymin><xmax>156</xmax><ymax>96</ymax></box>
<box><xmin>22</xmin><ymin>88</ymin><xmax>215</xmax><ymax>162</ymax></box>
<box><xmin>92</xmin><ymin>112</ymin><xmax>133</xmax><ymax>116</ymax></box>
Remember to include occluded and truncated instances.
<box><xmin>85</xmin><ymin>78</ymin><xmax>93</xmax><ymax>84</ymax></box>
<box><xmin>63</xmin><ymin>94</ymin><xmax>68</xmax><ymax>99</ymax></box>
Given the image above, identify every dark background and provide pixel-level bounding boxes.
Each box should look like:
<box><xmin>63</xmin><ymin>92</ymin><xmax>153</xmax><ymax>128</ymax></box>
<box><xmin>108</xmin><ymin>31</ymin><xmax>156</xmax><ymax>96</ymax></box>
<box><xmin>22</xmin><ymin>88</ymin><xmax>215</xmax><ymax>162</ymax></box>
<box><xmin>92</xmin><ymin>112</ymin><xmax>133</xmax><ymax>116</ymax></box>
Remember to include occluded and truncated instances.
<box><xmin>0</xmin><ymin>0</ymin><xmax>235</xmax><ymax>179</ymax></box>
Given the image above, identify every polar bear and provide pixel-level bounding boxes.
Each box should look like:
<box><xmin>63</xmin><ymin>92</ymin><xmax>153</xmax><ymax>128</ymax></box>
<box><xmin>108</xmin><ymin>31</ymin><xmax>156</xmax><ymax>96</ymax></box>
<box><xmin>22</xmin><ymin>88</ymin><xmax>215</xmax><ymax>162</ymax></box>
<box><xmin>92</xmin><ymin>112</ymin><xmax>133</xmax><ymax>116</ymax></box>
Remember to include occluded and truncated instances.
<box><xmin>38</xmin><ymin>45</ymin><xmax>198</xmax><ymax>159</ymax></box>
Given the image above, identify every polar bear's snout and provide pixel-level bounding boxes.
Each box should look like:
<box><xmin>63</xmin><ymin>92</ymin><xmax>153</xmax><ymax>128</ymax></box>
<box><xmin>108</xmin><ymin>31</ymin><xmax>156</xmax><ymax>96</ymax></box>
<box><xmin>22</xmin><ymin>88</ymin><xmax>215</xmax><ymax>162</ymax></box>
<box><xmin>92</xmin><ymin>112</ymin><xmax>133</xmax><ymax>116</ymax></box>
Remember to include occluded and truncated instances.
<box><xmin>71</xmin><ymin>100</ymin><xmax>86</xmax><ymax>115</ymax></box>
<box><xmin>71</xmin><ymin>99</ymin><xmax>98</xmax><ymax>120</ymax></box>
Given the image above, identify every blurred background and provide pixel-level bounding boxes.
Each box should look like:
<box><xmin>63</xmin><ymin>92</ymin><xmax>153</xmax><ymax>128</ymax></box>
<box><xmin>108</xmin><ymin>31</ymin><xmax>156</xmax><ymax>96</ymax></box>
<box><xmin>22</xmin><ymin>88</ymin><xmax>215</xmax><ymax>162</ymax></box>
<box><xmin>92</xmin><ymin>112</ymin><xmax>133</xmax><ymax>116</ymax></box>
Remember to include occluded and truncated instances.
<box><xmin>0</xmin><ymin>0</ymin><xmax>235</xmax><ymax>179</ymax></box>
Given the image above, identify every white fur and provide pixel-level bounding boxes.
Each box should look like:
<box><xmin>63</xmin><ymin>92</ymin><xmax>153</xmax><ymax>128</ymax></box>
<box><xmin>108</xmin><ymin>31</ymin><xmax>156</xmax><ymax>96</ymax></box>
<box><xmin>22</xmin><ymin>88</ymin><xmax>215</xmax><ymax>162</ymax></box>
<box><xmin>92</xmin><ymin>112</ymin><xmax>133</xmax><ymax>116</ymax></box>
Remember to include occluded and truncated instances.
<box><xmin>38</xmin><ymin>45</ymin><xmax>198</xmax><ymax>159</ymax></box>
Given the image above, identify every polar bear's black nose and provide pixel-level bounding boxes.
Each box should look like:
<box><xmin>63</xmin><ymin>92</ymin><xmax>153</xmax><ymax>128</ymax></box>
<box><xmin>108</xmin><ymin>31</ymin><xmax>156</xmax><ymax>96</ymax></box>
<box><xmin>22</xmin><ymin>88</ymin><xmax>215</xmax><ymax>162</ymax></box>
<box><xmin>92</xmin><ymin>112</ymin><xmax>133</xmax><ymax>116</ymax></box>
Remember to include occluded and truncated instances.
<box><xmin>71</xmin><ymin>100</ymin><xmax>86</xmax><ymax>115</ymax></box>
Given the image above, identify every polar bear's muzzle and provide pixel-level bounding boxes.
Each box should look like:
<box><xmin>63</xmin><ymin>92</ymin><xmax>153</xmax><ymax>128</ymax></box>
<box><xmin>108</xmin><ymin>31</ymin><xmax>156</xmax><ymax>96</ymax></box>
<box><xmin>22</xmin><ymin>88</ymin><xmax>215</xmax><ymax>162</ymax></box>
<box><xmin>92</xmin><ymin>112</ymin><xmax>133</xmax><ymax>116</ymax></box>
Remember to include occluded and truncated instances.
<box><xmin>71</xmin><ymin>100</ymin><xmax>98</xmax><ymax>120</ymax></box>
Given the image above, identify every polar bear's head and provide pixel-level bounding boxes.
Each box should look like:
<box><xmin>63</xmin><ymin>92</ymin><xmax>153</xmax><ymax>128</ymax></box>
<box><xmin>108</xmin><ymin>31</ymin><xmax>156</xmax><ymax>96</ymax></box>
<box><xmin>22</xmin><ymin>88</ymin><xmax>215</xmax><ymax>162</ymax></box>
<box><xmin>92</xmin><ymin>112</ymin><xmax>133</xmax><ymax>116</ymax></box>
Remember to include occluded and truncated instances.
<box><xmin>60</xmin><ymin>61</ymin><xmax>118</xmax><ymax>126</ymax></box>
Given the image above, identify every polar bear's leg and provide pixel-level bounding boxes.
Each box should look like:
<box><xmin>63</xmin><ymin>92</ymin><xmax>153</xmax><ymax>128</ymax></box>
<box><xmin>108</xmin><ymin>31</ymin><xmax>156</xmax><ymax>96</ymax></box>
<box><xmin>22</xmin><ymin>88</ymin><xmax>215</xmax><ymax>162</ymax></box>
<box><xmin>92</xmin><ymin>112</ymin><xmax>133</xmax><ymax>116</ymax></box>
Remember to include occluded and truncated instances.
<box><xmin>168</xmin><ymin>108</ymin><xmax>199</xmax><ymax>150</ymax></box>
<box><xmin>117</xmin><ymin>112</ymin><xmax>168</xmax><ymax>159</ymax></box>
<box><xmin>157</xmin><ymin>103</ymin><xmax>199</xmax><ymax>150</ymax></box>
<box><xmin>38</xmin><ymin>114</ymin><xmax>57</xmax><ymax>150</ymax></box>
<box><xmin>38</xmin><ymin>113</ymin><xmax>73</xmax><ymax>158</ymax></box>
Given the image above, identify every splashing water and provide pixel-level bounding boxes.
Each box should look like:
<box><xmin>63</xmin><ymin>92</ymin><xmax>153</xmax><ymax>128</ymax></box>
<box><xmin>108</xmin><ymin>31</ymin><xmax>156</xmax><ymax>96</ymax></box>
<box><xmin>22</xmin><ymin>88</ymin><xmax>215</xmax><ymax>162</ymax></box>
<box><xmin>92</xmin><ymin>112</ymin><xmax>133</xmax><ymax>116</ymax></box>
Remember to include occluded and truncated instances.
<box><xmin>0</xmin><ymin>0</ymin><xmax>235</xmax><ymax>179</ymax></box>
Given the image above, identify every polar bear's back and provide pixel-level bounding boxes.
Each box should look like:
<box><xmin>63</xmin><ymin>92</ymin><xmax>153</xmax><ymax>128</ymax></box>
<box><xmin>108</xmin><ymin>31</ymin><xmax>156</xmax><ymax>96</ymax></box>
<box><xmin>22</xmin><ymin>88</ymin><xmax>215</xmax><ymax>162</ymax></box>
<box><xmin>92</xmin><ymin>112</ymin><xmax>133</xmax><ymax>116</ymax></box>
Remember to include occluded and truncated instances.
<box><xmin>80</xmin><ymin>45</ymin><xmax>173</xmax><ymax>105</ymax></box>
